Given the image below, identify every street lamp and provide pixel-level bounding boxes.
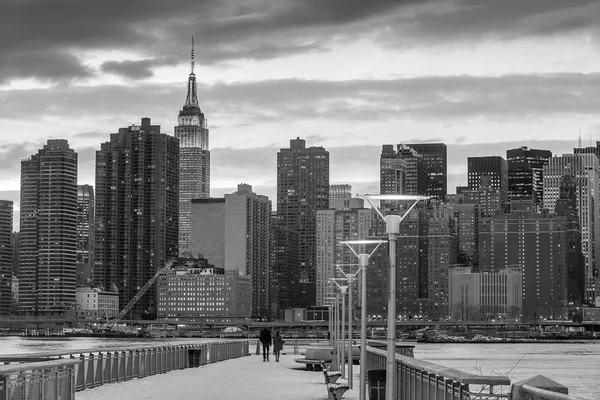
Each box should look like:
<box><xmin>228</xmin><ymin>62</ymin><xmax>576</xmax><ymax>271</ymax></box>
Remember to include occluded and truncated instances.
<box><xmin>323</xmin><ymin>296</ymin><xmax>339</xmax><ymax>370</ymax></box>
<box><xmin>335</xmin><ymin>264</ymin><xmax>361</xmax><ymax>389</ymax></box>
<box><xmin>340</xmin><ymin>239</ymin><xmax>387</xmax><ymax>400</ymax></box>
<box><xmin>360</xmin><ymin>194</ymin><xmax>428</xmax><ymax>400</ymax></box>
<box><xmin>331</xmin><ymin>278</ymin><xmax>348</xmax><ymax>379</ymax></box>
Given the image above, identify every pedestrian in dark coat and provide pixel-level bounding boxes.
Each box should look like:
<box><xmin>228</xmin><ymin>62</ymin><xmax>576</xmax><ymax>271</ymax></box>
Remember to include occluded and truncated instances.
<box><xmin>272</xmin><ymin>331</ymin><xmax>284</xmax><ymax>362</ymax></box>
<box><xmin>259</xmin><ymin>328</ymin><xmax>272</xmax><ymax>361</ymax></box>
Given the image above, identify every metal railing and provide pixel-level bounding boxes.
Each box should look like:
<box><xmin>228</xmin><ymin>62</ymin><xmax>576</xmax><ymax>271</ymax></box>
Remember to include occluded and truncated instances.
<box><xmin>514</xmin><ymin>384</ymin><xmax>590</xmax><ymax>400</ymax></box>
<box><xmin>0</xmin><ymin>359</ymin><xmax>79</xmax><ymax>400</ymax></box>
<box><xmin>0</xmin><ymin>340</ymin><xmax>250</xmax><ymax>398</ymax></box>
<box><xmin>366</xmin><ymin>345</ymin><xmax>511</xmax><ymax>400</ymax></box>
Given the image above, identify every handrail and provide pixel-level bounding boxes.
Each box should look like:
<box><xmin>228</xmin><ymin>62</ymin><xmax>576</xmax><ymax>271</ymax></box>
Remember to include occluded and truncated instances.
<box><xmin>520</xmin><ymin>385</ymin><xmax>589</xmax><ymax>400</ymax></box>
<box><xmin>0</xmin><ymin>340</ymin><xmax>226</xmax><ymax>360</ymax></box>
<box><xmin>0</xmin><ymin>358</ymin><xmax>80</xmax><ymax>373</ymax></box>
<box><xmin>368</xmin><ymin>346</ymin><xmax>511</xmax><ymax>386</ymax></box>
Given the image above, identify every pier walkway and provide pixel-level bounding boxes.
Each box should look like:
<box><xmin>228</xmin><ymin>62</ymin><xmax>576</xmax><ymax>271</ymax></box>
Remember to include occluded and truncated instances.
<box><xmin>76</xmin><ymin>350</ymin><xmax>358</xmax><ymax>400</ymax></box>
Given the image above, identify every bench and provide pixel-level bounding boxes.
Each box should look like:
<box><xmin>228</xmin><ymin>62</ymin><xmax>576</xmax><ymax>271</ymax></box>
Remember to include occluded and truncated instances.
<box><xmin>294</xmin><ymin>358</ymin><xmax>331</xmax><ymax>371</ymax></box>
<box><xmin>327</xmin><ymin>383</ymin><xmax>350</xmax><ymax>400</ymax></box>
<box><xmin>321</xmin><ymin>361</ymin><xmax>342</xmax><ymax>384</ymax></box>
<box><xmin>294</xmin><ymin>346</ymin><xmax>333</xmax><ymax>371</ymax></box>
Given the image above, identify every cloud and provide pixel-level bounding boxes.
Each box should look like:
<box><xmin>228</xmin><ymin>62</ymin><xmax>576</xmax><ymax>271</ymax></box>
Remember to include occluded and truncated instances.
<box><xmin>101</xmin><ymin>59</ymin><xmax>169</xmax><ymax>80</ymax></box>
<box><xmin>3</xmin><ymin>73</ymin><xmax>600</xmax><ymax>128</ymax></box>
<box><xmin>2</xmin><ymin>0</ymin><xmax>599</xmax><ymax>84</ymax></box>
<box><xmin>383</xmin><ymin>0</ymin><xmax>600</xmax><ymax>46</ymax></box>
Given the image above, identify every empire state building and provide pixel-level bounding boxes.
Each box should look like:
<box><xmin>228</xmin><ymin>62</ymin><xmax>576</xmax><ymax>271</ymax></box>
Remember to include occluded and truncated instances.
<box><xmin>176</xmin><ymin>38</ymin><xmax>210</xmax><ymax>255</ymax></box>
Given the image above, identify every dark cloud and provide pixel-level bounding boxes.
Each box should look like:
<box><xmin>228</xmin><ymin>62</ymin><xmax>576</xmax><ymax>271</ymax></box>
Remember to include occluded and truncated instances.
<box><xmin>3</xmin><ymin>0</ymin><xmax>597</xmax><ymax>84</ymax></box>
<box><xmin>101</xmin><ymin>59</ymin><xmax>168</xmax><ymax>80</ymax></box>
<box><xmin>384</xmin><ymin>0</ymin><xmax>600</xmax><ymax>45</ymax></box>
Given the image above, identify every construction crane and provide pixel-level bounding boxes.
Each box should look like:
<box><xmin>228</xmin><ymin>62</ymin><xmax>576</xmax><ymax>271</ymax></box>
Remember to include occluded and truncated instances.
<box><xmin>107</xmin><ymin>266</ymin><xmax>172</xmax><ymax>329</ymax></box>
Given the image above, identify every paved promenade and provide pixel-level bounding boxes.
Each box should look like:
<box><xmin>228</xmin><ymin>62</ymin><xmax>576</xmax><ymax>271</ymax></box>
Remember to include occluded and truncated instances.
<box><xmin>76</xmin><ymin>348</ymin><xmax>360</xmax><ymax>400</ymax></box>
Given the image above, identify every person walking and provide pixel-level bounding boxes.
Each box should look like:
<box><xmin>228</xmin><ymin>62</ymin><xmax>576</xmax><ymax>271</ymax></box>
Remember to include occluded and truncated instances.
<box><xmin>259</xmin><ymin>327</ymin><xmax>272</xmax><ymax>361</ymax></box>
<box><xmin>272</xmin><ymin>331</ymin><xmax>284</xmax><ymax>362</ymax></box>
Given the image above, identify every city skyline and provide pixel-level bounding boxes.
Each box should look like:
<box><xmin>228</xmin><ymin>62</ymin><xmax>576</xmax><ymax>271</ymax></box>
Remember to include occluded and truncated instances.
<box><xmin>2</xmin><ymin>0</ymin><xmax>600</xmax><ymax>225</ymax></box>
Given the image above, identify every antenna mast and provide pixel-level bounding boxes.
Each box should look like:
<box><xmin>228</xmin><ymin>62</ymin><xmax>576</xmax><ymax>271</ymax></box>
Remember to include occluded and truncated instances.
<box><xmin>191</xmin><ymin>36</ymin><xmax>195</xmax><ymax>74</ymax></box>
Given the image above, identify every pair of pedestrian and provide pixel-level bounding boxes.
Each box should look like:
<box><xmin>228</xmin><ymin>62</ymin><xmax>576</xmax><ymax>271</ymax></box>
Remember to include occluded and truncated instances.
<box><xmin>259</xmin><ymin>328</ymin><xmax>284</xmax><ymax>362</ymax></box>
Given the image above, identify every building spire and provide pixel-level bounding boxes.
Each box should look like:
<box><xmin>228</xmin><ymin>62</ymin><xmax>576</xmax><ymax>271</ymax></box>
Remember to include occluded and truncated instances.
<box><xmin>191</xmin><ymin>36</ymin><xmax>195</xmax><ymax>74</ymax></box>
<box><xmin>184</xmin><ymin>36</ymin><xmax>199</xmax><ymax>107</ymax></box>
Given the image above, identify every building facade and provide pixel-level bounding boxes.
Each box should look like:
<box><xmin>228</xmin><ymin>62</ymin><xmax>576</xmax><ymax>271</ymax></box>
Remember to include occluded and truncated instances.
<box><xmin>0</xmin><ymin>200</ymin><xmax>12</xmax><ymax>315</ymax></box>
<box><xmin>175</xmin><ymin>40</ymin><xmax>210</xmax><ymax>255</ymax></box>
<box><xmin>479</xmin><ymin>205</ymin><xmax>580</xmax><ymax>320</ymax></box>
<box><xmin>190</xmin><ymin>185</ymin><xmax>271</xmax><ymax>318</ymax></box>
<box><xmin>19</xmin><ymin>140</ymin><xmax>78</xmax><ymax>315</ymax></box>
<box><xmin>190</xmin><ymin>198</ymin><xmax>225</xmax><ymax>267</ymax></box>
<box><xmin>448</xmin><ymin>266</ymin><xmax>523</xmax><ymax>321</ymax></box>
<box><xmin>543</xmin><ymin>153</ymin><xmax>600</xmax><ymax>304</ymax></box>
<box><xmin>77</xmin><ymin>185</ymin><xmax>94</xmax><ymax>286</ymax></box>
<box><xmin>380</xmin><ymin>145</ymin><xmax>407</xmax><ymax>198</ymax></box>
<box><xmin>406</xmin><ymin>143</ymin><xmax>448</xmax><ymax>200</ymax></box>
<box><xmin>75</xmin><ymin>287</ymin><xmax>120</xmax><ymax>319</ymax></box>
<box><xmin>224</xmin><ymin>184</ymin><xmax>271</xmax><ymax>318</ymax></box>
<box><xmin>270</xmin><ymin>215</ymin><xmax>299</xmax><ymax>320</ymax></box>
<box><xmin>94</xmin><ymin>118</ymin><xmax>179</xmax><ymax>319</ymax></box>
<box><xmin>277</xmin><ymin>138</ymin><xmax>329</xmax><ymax>307</ymax></box>
<box><xmin>467</xmin><ymin>156</ymin><xmax>509</xmax><ymax>203</ymax></box>
<box><xmin>419</xmin><ymin>202</ymin><xmax>457</xmax><ymax>319</ymax></box>
<box><xmin>157</xmin><ymin>265</ymin><xmax>251</xmax><ymax>322</ymax></box>
<box><xmin>396</xmin><ymin>144</ymin><xmax>428</xmax><ymax>196</ymax></box>
<box><xmin>506</xmin><ymin>146</ymin><xmax>552</xmax><ymax>207</ymax></box>
<box><xmin>315</xmin><ymin>198</ymin><xmax>372</xmax><ymax>309</ymax></box>
<box><xmin>329</xmin><ymin>184</ymin><xmax>352</xmax><ymax>208</ymax></box>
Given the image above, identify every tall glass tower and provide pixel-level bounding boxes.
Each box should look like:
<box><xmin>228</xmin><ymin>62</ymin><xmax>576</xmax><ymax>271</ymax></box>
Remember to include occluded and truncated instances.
<box><xmin>175</xmin><ymin>37</ymin><xmax>210</xmax><ymax>255</ymax></box>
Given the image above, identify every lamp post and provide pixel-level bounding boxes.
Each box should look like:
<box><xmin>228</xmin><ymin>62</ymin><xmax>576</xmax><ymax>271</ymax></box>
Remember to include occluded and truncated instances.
<box><xmin>335</xmin><ymin>266</ymin><xmax>358</xmax><ymax>389</ymax></box>
<box><xmin>331</xmin><ymin>278</ymin><xmax>348</xmax><ymax>379</ymax></box>
<box><xmin>340</xmin><ymin>239</ymin><xmax>387</xmax><ymax>400</ymax></box>
<box><xmin>324</xmin><ymin>296</ymin><xmax>339</xmax><ymax>370</ymax></box>
<box><xmin>360</xmin><ymin>194</ymin><xmax>428</xmax><ymax>400</ymax></box>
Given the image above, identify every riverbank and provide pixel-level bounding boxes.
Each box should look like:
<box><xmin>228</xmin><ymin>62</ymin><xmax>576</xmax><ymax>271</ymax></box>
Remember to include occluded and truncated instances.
<box><xmin>418</xmin><ymin>333</ymin><xmax>594</xmax><ymax>343</ymax></box>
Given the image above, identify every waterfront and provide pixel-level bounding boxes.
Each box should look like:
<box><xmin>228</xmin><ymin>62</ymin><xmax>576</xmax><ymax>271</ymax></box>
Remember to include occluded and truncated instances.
<box><xmin>0</xmin><ymin>337</ymin><xmax>598</xmax><ymax>399</ymax></box>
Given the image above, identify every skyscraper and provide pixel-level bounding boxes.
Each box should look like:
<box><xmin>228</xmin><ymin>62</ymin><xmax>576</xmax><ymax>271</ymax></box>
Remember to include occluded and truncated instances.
<box><xmin>506</xmin><ymin>146</ymin><xmax>552</xmax><ymax>206</ymax></box>
<box><xmin>77</xmin><ymin>185</ymin><xmax>94</xmax><ymax>286</ymax></box>
<box><xmin>543</xmin><ymin>153</ymin><xmax>600</xmax><ymax>304</ymax></box>
<box><xmin>190</xmin><ymin>184</ymin><xmax>272</xmax><ymax>318</ymax></box>
<box><xmin>406</xmin><ymin>143</ymin><xmax>448</xmax><ymax>200</ymax></box>
<box><xmin>95</xmin><ymin>118</ymin><xmax>179</xmax><ymax>319</ymax></box>
<box><xmin>175</xmin><ymin>38</ymin><xmax>210</xmax><ymax>256</ymax></box>
<box><xmin>277</xmin><ymin>138</ymin><xmax>329</xmax><ymax>307</ymax></box>
<box><xmin>224</xmin><ymin>184</ymin><xmax>271</xmax><ymax>318</ymax></box>
<box><xmin>270</xmin><ymin>214</ymin><xmax>299</xmax><ymax>320</ymax></box>
<box><xmin>380</xmin><ymin>145</ymin><xmax>407</xmax><ymax>197</ymax></box>
<box><xmin>0</xmin><ymin>200</ymin><xmax>13</xmax><ymax>315</ymax></box>
<box><xmin>467</xmin><ymin>156</ymin><xmax>509</xmax><ymax>203</ymax></box>
<box><xmin>19</xmin><ymin>140</ymin><xmax>78</xmax><ymax>314</ymax></box>
<box><xmin>396</xmin><ymin>144</ymin><xmax>428</xmax><ymax>196</ymax></box>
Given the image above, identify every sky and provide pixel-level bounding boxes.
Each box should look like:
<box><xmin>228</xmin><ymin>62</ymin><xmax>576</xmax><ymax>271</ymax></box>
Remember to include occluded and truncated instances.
<box><xmin>2</xmin><ymin>0</ymin><xmax>600</xmax><ymax>227</ymax></box>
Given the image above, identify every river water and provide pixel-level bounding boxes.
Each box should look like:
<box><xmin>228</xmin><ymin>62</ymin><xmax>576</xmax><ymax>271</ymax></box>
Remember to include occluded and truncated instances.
<box><xmin>0</xmin><ymin>337</ymin><xmax>598</xmax><ymax>399</ymax></box>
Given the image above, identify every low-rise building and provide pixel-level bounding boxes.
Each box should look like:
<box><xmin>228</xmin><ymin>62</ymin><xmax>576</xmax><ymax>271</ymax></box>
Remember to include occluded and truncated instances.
<box><xmin>75</xmin><ymin>287</ymin><xmax>119</xmax><ymax>319</ymax></box>
<box><xmin>448</xmin><ymin>266</ymin><xmax>522</xmax><ymax>321</ymax></box>
<box><xmin>157</xmin><ymin>264</ymin><xmax>251</xmax><ymax>323</ymax></box>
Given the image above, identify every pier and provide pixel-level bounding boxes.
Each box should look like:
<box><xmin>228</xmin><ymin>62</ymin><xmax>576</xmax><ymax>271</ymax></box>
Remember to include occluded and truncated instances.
<box><xmin>0</xmin><ymin>339</ymin><xmax>592</xmax><ymax>400</ymax></box>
